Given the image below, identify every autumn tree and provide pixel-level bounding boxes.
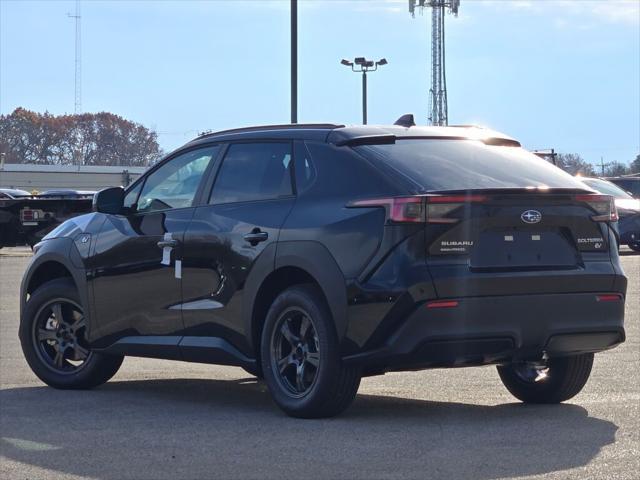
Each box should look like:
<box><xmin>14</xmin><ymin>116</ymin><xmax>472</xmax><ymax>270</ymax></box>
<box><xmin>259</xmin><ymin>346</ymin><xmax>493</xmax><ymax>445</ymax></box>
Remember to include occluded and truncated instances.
<box><xmin>0</xmin><ymin>108</ymin><xmax>163</xmax><ymax>166</ymax></box>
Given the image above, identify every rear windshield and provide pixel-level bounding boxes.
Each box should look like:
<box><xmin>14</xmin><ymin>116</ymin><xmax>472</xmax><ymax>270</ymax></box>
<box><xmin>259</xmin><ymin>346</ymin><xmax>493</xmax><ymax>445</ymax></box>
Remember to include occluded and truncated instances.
<box><xmin>354</xmin><ymin>139</ymin><xmax>589</xmax><ymax>192</ymax></box>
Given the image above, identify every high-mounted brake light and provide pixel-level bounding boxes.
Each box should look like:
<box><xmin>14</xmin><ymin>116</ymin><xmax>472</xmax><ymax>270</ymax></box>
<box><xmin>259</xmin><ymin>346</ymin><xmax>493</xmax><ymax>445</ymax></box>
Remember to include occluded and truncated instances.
<box><xmin>575</xmin><ymin>194</ymin><xmax>618</xmax><ymax>222</ymax></box>
<box><xmin>348</xmin><ymin>194</ymin><xmax>488</xmax><ymax>224</ymax></box>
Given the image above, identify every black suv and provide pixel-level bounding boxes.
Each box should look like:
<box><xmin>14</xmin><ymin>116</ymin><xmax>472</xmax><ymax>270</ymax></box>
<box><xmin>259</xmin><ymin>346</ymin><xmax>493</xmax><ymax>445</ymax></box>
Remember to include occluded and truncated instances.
<box><xmin>20</xmin><ymin>122</ymin><xmax>626</xmax><ymax>418</ymax></box>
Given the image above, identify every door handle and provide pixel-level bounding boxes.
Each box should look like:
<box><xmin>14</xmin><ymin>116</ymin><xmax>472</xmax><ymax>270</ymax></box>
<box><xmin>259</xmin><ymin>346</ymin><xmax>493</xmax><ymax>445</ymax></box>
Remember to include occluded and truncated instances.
<box><xmin>157</xmin><ymin>239</ymin><xmax>178</xmax><ymax>249</ymax></box>
<box><xmin>243</xmin><ymin>230</ymin><xmax>268</xmax><ymax>245</ymax></box>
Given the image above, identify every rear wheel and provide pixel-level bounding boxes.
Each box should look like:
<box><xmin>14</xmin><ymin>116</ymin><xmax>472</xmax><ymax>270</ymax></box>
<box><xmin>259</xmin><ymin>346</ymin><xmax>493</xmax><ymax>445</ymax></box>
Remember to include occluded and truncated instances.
<box><xmin>20</xmin><ymin>278</ymin><xmax>123</xmax><ymax>389</ymax></box>
<box><xmin>261</xmin><ymin>285</ymin><xmax>361</xmax><ymax>418</ymax></box>
<box><xmin>497</xmin><ymin>353</ymin><xmax>594</xmax><ymax>404</ymax></box>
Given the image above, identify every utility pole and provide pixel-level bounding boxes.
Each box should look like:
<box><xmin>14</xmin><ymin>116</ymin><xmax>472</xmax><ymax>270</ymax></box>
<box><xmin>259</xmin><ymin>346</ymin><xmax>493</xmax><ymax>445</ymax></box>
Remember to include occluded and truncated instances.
<box><xmin>68</xmin><ymin>0</ymin><xmax>82</xmax><ymax>114</ymax></box>
<box><xmin>290</xmin><ymin>0</ymin><xmax>297</xmax><ymax>124</ymax></box>
<box><xmin>599</xmin><ymin>156</ymin><xmax>612</xmax><ymax>177</ymax></box>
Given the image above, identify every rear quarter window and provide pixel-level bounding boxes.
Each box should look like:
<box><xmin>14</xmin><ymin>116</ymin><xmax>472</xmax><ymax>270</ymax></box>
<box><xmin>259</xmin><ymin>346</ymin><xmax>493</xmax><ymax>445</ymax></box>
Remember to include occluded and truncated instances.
<box><xmin>302</xmin><ymin>142</ymin><xmax>396</xmax><ymax>198</ymax></box>
<box><xmin>355</xmin><ymin>139</ymin><xmax>589</xmax><ymax>192</ymax></box>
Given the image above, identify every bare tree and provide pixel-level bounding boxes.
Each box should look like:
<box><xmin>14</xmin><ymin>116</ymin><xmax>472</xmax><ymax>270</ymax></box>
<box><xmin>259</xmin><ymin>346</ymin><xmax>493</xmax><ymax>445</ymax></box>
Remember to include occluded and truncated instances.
<box><xmin>556</xmin><ymin>153</ymin><xmax>595</xmax><ymax>176</ymax></box>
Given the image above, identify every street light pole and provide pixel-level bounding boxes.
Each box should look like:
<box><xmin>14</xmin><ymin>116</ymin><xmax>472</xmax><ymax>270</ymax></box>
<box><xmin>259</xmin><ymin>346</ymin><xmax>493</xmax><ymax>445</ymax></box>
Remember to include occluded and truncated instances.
<box><xmin>291</xmin><ymin>0</ymin><xmax>298</xmax><ymax>124</ymax></box>
<box><xmin>362</xmin><ymin>71</ymin><xmax>367</xmax><ymax>125</ymax></box>
<box><xmin>341</xmin><ymin>57</ymin><xmax>387</xmax><ymax>125</ymax></box>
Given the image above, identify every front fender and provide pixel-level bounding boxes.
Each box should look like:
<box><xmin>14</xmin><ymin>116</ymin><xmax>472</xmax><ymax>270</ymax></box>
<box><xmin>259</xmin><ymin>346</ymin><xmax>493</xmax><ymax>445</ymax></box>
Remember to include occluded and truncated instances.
<box><xmin>20</xmin><ymin>238</ymin><xmax>92</xmax><ymax>335</ymax></box>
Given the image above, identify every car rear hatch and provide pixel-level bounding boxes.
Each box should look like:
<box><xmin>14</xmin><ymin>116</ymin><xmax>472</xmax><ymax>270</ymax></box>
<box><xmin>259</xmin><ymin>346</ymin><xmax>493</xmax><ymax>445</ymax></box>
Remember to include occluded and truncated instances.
<box><xmin>351</xmin><ymin>138</ymin><xmax>622</xmax><ymax>298</ymax></box>
<box><xmin>423</xmin><ymin>189</ymin><xmax>619</xmax><ymax>297</ymax></box>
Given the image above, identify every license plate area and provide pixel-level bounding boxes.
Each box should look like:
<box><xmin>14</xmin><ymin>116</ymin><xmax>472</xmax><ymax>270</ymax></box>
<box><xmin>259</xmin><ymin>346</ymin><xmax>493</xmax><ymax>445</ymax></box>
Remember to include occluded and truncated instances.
<box><xmin>471</xmin><ymin>229</ymin><xmax>578</xmax><ymax>269</ymax></box>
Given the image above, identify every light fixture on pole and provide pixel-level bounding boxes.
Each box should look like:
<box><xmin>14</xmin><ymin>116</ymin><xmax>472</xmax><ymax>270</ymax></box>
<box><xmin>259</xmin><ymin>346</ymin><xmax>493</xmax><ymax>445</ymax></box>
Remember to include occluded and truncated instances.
<box><xmin>340</xmin><ymin>57</ymin><xmax>387</xmax><ymax>125</ymax></box>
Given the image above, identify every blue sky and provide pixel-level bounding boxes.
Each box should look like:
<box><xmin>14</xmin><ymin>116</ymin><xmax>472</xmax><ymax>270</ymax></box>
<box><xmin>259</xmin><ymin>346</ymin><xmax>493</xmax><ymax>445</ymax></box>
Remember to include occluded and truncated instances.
<box><xmin>1</xmin><ymin>0</ymin><xmax>639</xmax><ymax>167</ymax></box>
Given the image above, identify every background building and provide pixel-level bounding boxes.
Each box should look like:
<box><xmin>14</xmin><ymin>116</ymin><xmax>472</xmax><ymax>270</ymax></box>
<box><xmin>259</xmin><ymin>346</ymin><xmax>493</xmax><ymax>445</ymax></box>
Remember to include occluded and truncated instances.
<box><xmin>0</xmin><ymin>163</ymin><xmax>146</xmax><ymax>193</ymax></box>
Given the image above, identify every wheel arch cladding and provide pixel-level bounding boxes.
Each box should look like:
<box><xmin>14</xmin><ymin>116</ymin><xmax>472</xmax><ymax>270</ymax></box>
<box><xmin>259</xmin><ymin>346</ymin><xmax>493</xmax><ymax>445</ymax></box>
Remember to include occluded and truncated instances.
<box><xmin>249</xmin><ymin>265</ymin><xmax>322</xmax><ymax>354</ymax></box>
<box><xmin>21</xmin><ymin>239</ymin><xmax>88</xmax><ymax>328</ymax></box>
<box><xmin>274</xmin><ymin>242</ymin><xmax>347</xmax><ymax>335</ymax></box>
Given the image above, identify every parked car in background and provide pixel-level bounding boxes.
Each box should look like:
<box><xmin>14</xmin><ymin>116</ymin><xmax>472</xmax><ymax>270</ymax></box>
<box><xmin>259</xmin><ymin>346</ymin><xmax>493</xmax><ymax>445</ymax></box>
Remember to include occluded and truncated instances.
<box><xmin>579</xmin><ymin>177</ymin><xmax>640</xmax><ymax>252</ymax></box>
<box><xmin>607</xmin><ymin>175</ymin><xmax>640</xmax><ymax>199</ymax></box>
<box><xmin>38</xmin><ymin>190</ymin><xmax>95</xmax><ymax>199</ymax></box>
<box><xmin>19</xmin><ymin>122</ymin><xmax>626</xmax><ymax>418</ymax></box>
<box><xmin>0</xmin><ymin>188</ymin><xmax>33</xmax><ymax>199</ymax></box>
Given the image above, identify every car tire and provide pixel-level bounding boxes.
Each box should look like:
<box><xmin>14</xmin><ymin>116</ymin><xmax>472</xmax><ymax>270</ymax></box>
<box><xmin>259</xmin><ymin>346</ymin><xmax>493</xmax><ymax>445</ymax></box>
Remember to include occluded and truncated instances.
<box><xmin>19</xmin><ymin>278</ymin><xmax>123</xmax><ymax>390</ymax></box>
<box><xmin>497</xmin><ymin>353</ymin><xmax>594</xmax><ymax>404</ymax></box>
<box><xmin>260</xmin><ymin>284</ymin><xmax>361</xmax><ymax>418</ymax></box>
<box><xmin>628</xmin><ymin>243</ymin><xmax>640</xmax><ymax>252</ymax></box>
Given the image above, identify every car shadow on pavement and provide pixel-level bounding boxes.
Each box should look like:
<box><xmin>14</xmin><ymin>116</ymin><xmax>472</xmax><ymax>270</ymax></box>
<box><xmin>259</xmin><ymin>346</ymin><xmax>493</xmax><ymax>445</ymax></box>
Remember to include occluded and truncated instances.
<box><xmin>0</xmin><ymin>378</ymin><xmax>618</xmax><ymax>480</ymax></box>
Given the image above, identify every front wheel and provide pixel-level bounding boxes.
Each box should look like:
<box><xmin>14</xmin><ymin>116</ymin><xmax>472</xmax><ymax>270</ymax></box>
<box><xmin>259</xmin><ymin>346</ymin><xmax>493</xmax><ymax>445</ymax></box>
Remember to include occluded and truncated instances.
<box><xmin>628</xmin><ymin>243</ymin><xmax>640</xmax><ymax>252</ymax></box>
<box><xmin>497</xmin><ymin>353</ymin><xmax>594</xmax><ymax>404</ymax></box>
<box><xmin>19</xmin><ymin>278</ymin><xmax>123</xmax><ymax>389</ymax></box>
<box><xmin>260</xmin><ymin>285</ymin><xmax>361</xmax><ymax>418</ymax></box>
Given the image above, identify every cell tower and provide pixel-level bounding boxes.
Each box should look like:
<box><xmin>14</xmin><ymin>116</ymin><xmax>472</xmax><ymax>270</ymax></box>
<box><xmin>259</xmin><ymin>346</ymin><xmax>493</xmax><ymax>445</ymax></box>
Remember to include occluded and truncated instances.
<box><xmin>409</xmin><ymin>0</ymin><xmax>460</xmax><ymax>126</ymax></box>
<box><xmin>68</xmin><ymin>0</ymin><xmax>82</xmax><ymax>114</ymax></box>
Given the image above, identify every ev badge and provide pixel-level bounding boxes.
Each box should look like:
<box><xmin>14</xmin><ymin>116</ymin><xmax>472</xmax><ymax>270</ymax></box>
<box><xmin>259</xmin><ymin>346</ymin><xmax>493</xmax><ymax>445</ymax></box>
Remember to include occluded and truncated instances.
<box><xmin>521</xmin><ymin>210</ymin><xmax>542</xmax><ymax>224</ymax></box>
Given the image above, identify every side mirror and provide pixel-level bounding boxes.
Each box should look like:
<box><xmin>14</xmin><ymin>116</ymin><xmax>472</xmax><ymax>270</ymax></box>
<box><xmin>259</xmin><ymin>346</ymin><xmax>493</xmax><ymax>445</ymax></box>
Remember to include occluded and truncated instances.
<box><xmin>93</xmin><ymin>187</ymin><xmax>124</xmax><ymax>214</ymax></box>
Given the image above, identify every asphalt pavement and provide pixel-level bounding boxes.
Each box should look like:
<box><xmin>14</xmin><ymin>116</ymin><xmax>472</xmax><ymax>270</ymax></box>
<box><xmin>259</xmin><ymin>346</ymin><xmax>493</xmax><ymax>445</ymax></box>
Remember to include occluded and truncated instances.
<box><xmin>1</xmin><ymin>247</ymin><xmax>638</xmax><ymax>480</ymax></box>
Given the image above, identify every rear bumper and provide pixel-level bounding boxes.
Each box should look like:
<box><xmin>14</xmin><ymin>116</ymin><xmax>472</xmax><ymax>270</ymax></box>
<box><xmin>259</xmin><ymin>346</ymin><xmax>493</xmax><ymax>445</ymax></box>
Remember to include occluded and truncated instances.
<box><xmin>343</xmin><ymin>292</ymin><xmax>625</xmax><ymax>371</ymax></box>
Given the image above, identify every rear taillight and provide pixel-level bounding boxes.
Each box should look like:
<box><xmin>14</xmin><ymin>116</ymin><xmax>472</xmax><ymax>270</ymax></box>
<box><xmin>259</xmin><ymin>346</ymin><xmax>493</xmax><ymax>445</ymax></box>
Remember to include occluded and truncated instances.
<box><xmin>425</xmin><ymin>195</ymin><xmax>487</xmax><ymax>224</ymax></box>
<box><xmin>575</xmin><ymin>194</ymin><xmax>618</xmax><ymax>222</ymax></box>
<box><xmin>21</xmin><ymin>208</ymin><xmax>35</xmax><ymax>221</ymax></box>
<box><xmin>347</xmin><ymin>196</ymin><xmax>425</xmax><ymax>223</ymax></box>
<box><xmin>347</xmin><ymin>194</ymin><xmax>487</xmax><ymax>224</ymax></box>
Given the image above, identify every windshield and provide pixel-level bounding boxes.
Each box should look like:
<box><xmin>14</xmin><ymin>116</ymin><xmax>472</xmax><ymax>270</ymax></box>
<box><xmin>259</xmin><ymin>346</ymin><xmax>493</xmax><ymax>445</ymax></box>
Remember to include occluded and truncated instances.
<box><xmin>580</xmin><ymin>178</ymin><xmax>633</xmax><ymax>199</ymax></box>
<box><xmin>354</xmin><ymin>139</ymin><xmax>590</xmax><ymax>192</ymax></box>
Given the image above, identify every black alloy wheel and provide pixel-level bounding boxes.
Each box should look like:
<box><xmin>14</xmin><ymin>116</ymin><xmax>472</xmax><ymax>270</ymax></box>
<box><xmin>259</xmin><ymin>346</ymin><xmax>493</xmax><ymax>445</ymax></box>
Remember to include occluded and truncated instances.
<box><xmin>497</xmin><ymin>353</ymin><xmax>594</xmax><ymax>404</ymax></box>
<box><xmin>261</xmin><ymin>284</ymin><xmax>361</xmax><ymax>418</ymax></box>
<box><xmin>270</xmin><ymin>307</ymin><xmax>321</xmax><ymax>397</ymax></box>
<box><xmin>32</xmin><ymin>298</ymin><xmax>91</xmax><ymax>374</ymax></box>
<box><xmin>20</xmin><ymin>278</ymin><xmax>123</xmax><ymax>389</ymax></box>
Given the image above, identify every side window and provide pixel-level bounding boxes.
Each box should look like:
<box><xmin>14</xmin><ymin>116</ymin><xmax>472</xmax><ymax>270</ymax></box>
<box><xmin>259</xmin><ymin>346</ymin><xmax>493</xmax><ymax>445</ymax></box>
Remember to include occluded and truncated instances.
<box><xmin>137</xmin><ymin>146</ymin><xmax>218</xmax><ymax>213</ymax></box>
<box><xmin>294</xmin><ymin>142</ymin><xmax>316</xmax><ymax>194</ymax></box>
<box><xmin>123</xmin><ymin>181</ymin><xmax>143</xmax><ymax>211</ymax></box>
<box><xmin>210</xmin><ymin>143</ymin><xmax>293</xmax><ymax>204</ymax></box>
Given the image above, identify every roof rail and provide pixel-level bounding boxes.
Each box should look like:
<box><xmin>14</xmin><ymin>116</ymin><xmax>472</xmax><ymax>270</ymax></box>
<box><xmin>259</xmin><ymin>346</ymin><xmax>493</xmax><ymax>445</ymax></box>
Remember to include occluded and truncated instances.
<box><xmin>196</xmin><ymin>123</ymin><xmax>344</xmax><ymax>139</ymax></box>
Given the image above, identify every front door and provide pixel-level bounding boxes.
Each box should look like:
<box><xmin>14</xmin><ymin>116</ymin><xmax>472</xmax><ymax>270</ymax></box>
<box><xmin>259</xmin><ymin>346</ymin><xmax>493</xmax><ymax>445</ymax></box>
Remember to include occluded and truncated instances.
<box><xmin>181</xmin><ymin>142</ymin><xmax>296</xmax><ymax>356</ymax></box>
<box><xmin>88</xmin><ymin>145</ymin><xmax>220</xmax><ymax>348</ymax></box>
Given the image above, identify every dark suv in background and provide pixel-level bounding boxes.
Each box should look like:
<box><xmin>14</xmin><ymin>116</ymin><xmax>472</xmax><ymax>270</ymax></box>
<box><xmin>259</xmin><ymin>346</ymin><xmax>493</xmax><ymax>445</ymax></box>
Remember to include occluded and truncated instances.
<box><xmin>19</xmin><ymin>122</ymin><xmax>626</xmax><ymax>418</ymax></box>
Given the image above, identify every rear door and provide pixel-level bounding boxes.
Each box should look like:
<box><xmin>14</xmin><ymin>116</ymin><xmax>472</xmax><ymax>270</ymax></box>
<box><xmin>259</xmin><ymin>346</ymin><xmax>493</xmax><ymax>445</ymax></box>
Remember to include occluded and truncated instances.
<box><xmin>180</xmin><ymin>142</ymin><xmax>295</xmax><ymax>356</ymax></box>
<box><xmin>89</xmin><ymin>146</ymin><xmax>219</xmax><ymax>347</ymax></box>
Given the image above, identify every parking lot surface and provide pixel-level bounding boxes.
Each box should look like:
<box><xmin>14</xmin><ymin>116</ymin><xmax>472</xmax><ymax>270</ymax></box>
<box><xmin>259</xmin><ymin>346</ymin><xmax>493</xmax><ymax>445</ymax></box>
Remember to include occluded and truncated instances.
<box><xmin>1</xmin><ymin>247</ymin><xmax>638</xmax><ymax>480</ymax></box>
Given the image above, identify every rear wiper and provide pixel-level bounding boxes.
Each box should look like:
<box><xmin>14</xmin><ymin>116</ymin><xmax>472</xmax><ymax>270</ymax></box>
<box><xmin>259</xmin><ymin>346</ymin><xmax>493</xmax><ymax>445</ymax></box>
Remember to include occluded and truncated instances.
<box><xmin>334</xmin><ymin>134</ymin><xmax>396</xmax><ymax>147</ymax></box>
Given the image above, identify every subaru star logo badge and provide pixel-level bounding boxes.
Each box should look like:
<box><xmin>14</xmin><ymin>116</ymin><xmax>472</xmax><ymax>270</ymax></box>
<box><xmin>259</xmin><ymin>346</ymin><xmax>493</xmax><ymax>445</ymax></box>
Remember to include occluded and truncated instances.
<box><xmin>521</xmin><ymin>210</ymin><xmax>542</xmax><ymax>224</ymax></box>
